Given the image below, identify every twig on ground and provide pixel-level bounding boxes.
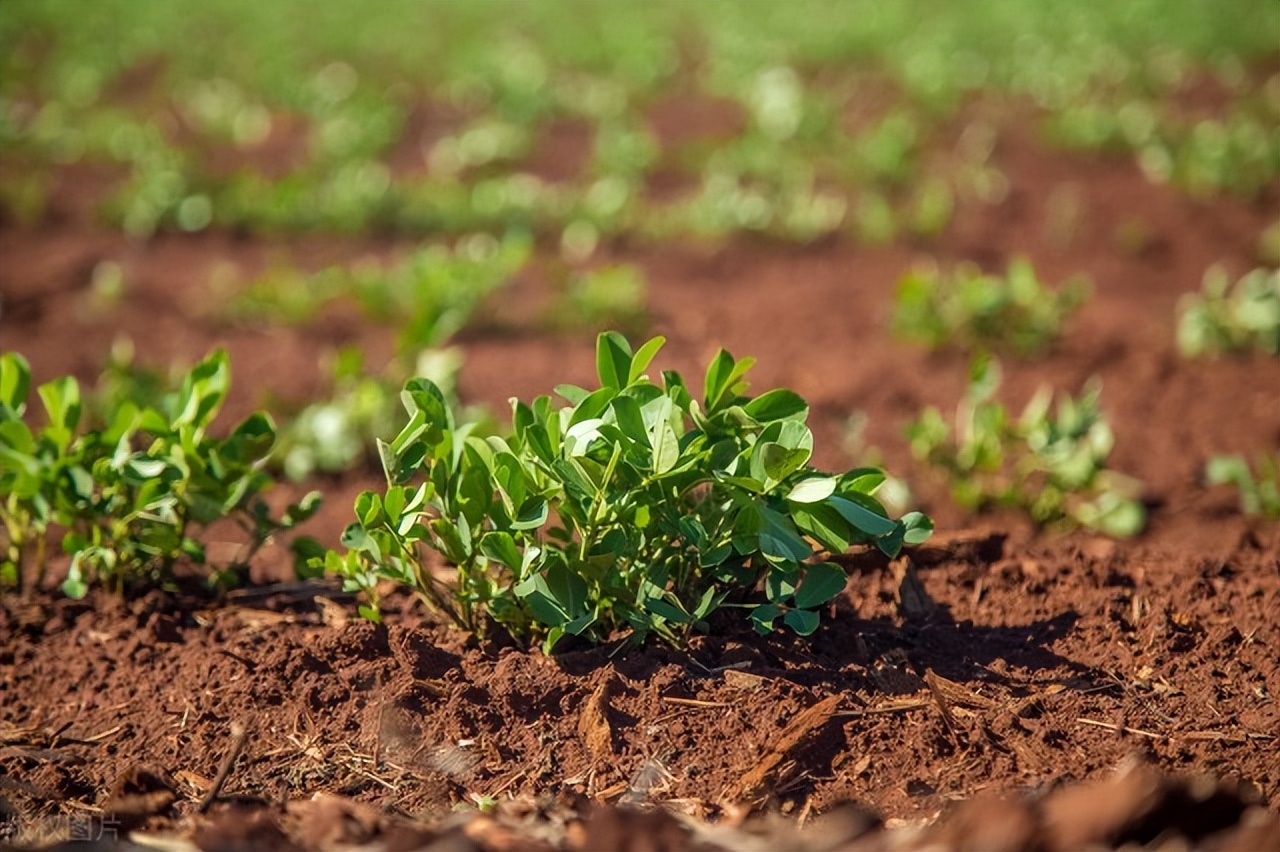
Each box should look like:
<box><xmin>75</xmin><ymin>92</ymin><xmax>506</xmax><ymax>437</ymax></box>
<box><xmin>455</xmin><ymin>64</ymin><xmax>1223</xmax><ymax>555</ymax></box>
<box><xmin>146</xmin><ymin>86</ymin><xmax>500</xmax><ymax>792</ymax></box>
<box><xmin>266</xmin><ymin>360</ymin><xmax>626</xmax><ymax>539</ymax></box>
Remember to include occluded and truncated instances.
<box><xmin>198</xmin><ymin>721</ymin><xmax>248</xmax><ymax>813</ymax></box>
<box><xmin>1076</xmin><ymin>717</ymin><xmax>1163</xmax><ymax>739</ymax></box>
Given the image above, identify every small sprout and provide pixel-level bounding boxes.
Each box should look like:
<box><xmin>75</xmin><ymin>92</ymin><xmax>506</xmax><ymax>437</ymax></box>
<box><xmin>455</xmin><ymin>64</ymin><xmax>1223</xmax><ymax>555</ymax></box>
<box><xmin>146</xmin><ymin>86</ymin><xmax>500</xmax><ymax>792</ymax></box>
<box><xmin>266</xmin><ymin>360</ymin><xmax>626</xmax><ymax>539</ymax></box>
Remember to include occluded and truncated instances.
<box><xmin>907</xmin><ymin>354</ymin><xmax>1145</xmax><ymax>537</ymax></box>
<box><xmin>554</xmin><ymin>264</ymin><xmax>649</xmax><ymax>334</ymax></box>
<box><xmin>892</xmin><ymin>257</ymin><xmax>1090</xmax><ymax>357</ymax></box>
<box><xmin>1177</xmin><ymin>266</ymin><xmax>1280</xmax><ymax>358</ymax></box>
<box><xmin>468</xmin><ymin>792</ymin><xmax>499</xmax><ymax>813</ymax></box>
<box><xmin>1206</xmin><ymin>453</ymin><xmax>1280</xmax><ymax>519</ymax></box>
<box><xmin>273</xmin><ymin>346</ymin><xmax>493</xmax><ymax>481</ymax></box>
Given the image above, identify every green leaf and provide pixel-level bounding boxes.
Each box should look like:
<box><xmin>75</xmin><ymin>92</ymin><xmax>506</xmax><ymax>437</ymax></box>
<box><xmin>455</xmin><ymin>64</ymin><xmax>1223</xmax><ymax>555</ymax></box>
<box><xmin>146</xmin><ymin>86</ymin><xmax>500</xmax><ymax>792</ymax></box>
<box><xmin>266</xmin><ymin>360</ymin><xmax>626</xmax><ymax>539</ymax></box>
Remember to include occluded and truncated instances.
<box><xmin>786</xmin><ymin>476</ymin><xmax>836</xmax><ymax>504</ymax></box>
<box><xmin>692</xmin><ymin>586</ymin><xmax>725</xmax><ymax>621</ymax></box>
<box><xmin>829</xmin><ymin>494</ymin><xmax>897</xmax><ymax>537</ymax></box>
<box><xmin>515</xmin><ymin>560</ymin><xmax>588</xmax><ymax>627</ymax></box>
<box><xmin>0</xmin><ymin>352</ymin><xmax>30</xmax><ymax>415</ymax></box>
<box><xmin>480</xmin><ymin>531</ymin><xmax>522</xmax><ymax>571</ymax></box>
<box><xmin>753</xmin><ymin>441</ymin><xmax>810</xmax><ymax>489</ymax></box>
<box><xmin>541</xmin><ymin>626</ymin><xmax>566</xmax><ymax>655</ymax></box>
<box><xmin>875</xmin><ymin>525</ymin><xmax>904</xmax><ymax>558</ymax></box>
<box><xmin>225</xmin><ymin>412</ymin><xmax>276</xmax><ymax>463</ymax></box>
<box><xmin>520</xmin><ymin>422</ymin><xmax>555</xmax><ymax>467</ymax></box>
<box><xmin>565</xmin><ymin>417</ymin><xmax>605</xmax><ymax>457</ymax></box>
<box><xmin>569</xmin><ymin>386</ymin><xmax>616</xmax><ymax>426</ymax></box>
<box><xmin>783</xmin><ymin>608</ymin><xmax>821</xmax><ymax>635</ymax></box>
<box><xmin>554</xmin><ymin>384</ymin><xmax>590</xmax><ymax>406</ymax></box>
<box><xmin>340</xmin><ymin>523</ymin><xmax>381</xmax><ymax>562</ymax></box>
<box><xmin>645</xmin><ymin>596</ymin><xmax>692</xmax><ymax>624</ymax></box>
<box><xmin>552</xmin><ymin>457</ymin><xmax>596</xmax><ymax>504</ymax></box>
<box><xmin>766</xmin><ymin>564</ymin><xmax>799</xmax><ymax>601</ymax></box>
<box><xmin>355</xmin><ymin>492</ymin><xmax>383</xmax><ymax>528</ymax></box>
<box><xmin>492</xmin><ymin>452</ymin><xmax>527</xmax><ymax>512</ymax></box>
<box><xmin>627</xmin><ymin>335</ymin><xmax>666</xmax><ymax>384</ymax></box>
<box><xmin>0</xmin><ymin>419</ymin><xmax>36</xmax><ymax>462</ymax></box>
<box><xmin>840</xmin><ymin>468</ymin><xmax>888</xmax><ymax>495</ymax></box>
<box><xmin>126</xmin><ymin>456</ymin><xmax>171</xmax><ymax>480</ymax></box>
<box><xmin>62</xmin><ymin>557</ymin><xmax>89</xmax><ymax>599</ymax></box>
<box><xmin>650</xmin><ymin>420</ymin><xmax>679</xmax><ymax>475</ymax></box>
<box><xmin>610</xmin><ymin>395</ymin><xmax>648</xmax><ymax>447</ymax></box>
<box><xmin>900</xmin><ymin>511</ymin><xmax>934</xmax><ymax>545</ymax></box>
<box><xmin>794</xmin><ymin>562</ymin><xmax>847</xmax><ymax>609</ymax></box>
<box><xmin>703</xmin><ymin>349</ymin><xmax>735</xmax><ymax>411</ymax></box>
<box><xmin>430</xmin><ymin>516</ymin><xmax>471</xmax><ymax>564</ymax></box>
<box><xmin>743</xmin><ymin>389</ymin><xmax>808</xmax><ymax>423</ymax></box>
<box><xmin>401</xmin><ymin>377</ymin><xmax>452</xmax><ymax>445</ymax></box>
<box><xmin>757</xmin><ymin>504</ymin><xmax>813</xmax><ymax>563</ymax></box>
<box><xmin>596</xmin><ymin>331</ymin><xmax>633</xmax><ymax>390</ymax></box>
<box><xmin>382</xmin><ymin>486</ymin><xmax>406</xmax><ymax>524</ymax></box>
<box><xmin>749</xmin><ymin>603</ymin><xmax>782</xmax><ymax>634</ymax></box>
<box><xmin>174</xmin><ymin>350</ymin><xmax>230</xmax><ymax>429</ymax></box>
<box><xmin>37</xmin><ymin>376</ymin><xmax>81</xmax><ymax>448</ymax></box>
<box><xmin>563</xmin><ymin>610</ymin><xmax>597</xmax><ymax>636</ymax></box>
<box><xmin>511</xmin><ymin>498</ymin><xmax>549</xmax><ymax>531</ymax></box>
<box><xmin>703</xmin><ymin>350</ymin><xmax>756</xmax><ymax>412</ymax></box>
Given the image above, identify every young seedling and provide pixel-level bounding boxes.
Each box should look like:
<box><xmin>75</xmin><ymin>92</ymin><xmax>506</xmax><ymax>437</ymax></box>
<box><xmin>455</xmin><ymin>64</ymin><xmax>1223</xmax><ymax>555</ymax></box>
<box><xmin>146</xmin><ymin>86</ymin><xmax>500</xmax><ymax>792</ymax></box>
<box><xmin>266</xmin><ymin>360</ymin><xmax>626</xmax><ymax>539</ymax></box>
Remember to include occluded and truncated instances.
<box><xmin>1205</xmin><ymin>453</ymin><xmax>1280</xmax><ymax>519</ymax></box>
<box><xmin>552</xmin><ymin>264</ymin><xmax>649</xmax><ymax>335</ymax></box>
<box><xmin>906</xmin><ymin>354</ymin><xmax>1145</xmax><ymax>537</ymax></box>
<box><xmin>1177</xmin><ymin>266</ymin><xmax>1279</xmax><ymax>358</ymax></box>
<box><xmin>893</xmin><ymin>257</ymin><xmax>1090</xmax><ymax>357</ymax></box>
<box><xmin>225</xmin><ymin>233</ymin><xmax>530</xmax><ymax>357</ymax></box>
<box><xmin>0</xmin><ymin>350</ymin><xmax>320</xmax><ymax>597</ymax></box>
<box><xmin>273</xmin><ymin>346</ymin><xmax>496</xmax><ymax>480</ymax></box>
<box><xmin>323</xmin><ymin>332</ymin><xmax>932</xmax><ymax>650</ymax></box>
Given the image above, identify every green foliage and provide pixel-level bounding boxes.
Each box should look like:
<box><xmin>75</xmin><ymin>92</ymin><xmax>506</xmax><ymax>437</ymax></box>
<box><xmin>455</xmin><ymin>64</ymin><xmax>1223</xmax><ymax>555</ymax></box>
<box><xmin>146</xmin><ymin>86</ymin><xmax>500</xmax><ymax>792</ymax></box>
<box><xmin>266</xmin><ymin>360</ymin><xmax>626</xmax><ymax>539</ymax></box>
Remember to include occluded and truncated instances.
<box><xmin>1205</xmin><ymin>453</ymin><xmax>1280</xmax><ymax>519</ymax></box>
<box><xmin>240</xmin><ymin>236</ymin><xmax>525</xmax><ymax>482</ymax></box>
<box><xmin>4</xmin><ymin>0</ymin><xmax>1275</xmax><ymax>243</ymax></box>
<box><xmin>907</xmin><ymin>355</ymin><xmax>1145</xmax><ymax>537</ymax></box>
<box><xmin>324</xmin><ymin>332</ymin><xmax>932</xmax><ymax>650</ymax></box>
<box><xmin>1052</xmin><ymin>97</ymin><xmax>1280</xmax><ymax>200</ymax></box>
<box><xmin>0</xmin><ymin>350</ymin><xmax>320</xmax><ymax>596</ymax></box>
<box><xmin>271</xmin><ymin>347</ymin><xmax>403</xmax><ymax>481</ymax></box>
<box><xmin>1176</xmin><ymin>266</ymin><xmax>1280</xmax><ymax>358</ymax></box>
<box><xmin>553</xmin><ymin>264</ymin><xmax>649</xmax><ymax>334</ymax></box>
<box><xmin>228</xmin><ymin>233</ymin><xmax>530</xmax><ymax>357</ymax></box>
<box><xmin>892</xmin><ymin>258</ymin><xmax>1090</xmax><ymax>357</ymax></box>
<box><xmin>273</xmin><ymin>346</ymin><xmax>497</xmax><ymax>481</ymax></box>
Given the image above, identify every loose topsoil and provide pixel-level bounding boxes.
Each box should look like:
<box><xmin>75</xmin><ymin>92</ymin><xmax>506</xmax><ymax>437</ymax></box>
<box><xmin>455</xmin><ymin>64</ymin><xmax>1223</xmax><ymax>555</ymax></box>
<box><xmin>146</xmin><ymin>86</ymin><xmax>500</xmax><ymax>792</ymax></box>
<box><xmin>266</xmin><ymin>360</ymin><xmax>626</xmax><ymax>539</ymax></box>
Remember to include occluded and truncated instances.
<box><xmin>2</xmin><ymin>96</ymin><xmax>1279</xmax><ymax>850</ymax></box>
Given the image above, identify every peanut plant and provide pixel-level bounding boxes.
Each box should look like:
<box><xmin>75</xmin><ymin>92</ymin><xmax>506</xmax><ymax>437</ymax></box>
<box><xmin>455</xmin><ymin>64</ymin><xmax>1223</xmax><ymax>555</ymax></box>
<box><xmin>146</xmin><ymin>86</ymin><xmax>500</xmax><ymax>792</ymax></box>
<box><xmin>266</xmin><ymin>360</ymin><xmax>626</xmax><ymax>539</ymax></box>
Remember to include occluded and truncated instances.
<box><xmin>323</xmin><ymin>332</ymin><xmax>932</xmax><ymax>650</ymax></box>
<box><xmin>1177</xmin><ymin>266</ymin><xmax>1280</xmax><ymax>358</ymax></box>
<box><xmin>892</xmin><ymin>257</ymin><xmax>1090</xmax><ymax>357</ymax></box>
<box><xmin>907</xmin><ymin>355</ymin><xmax>1145</xmax><ymax>537</ymax></box>
<box><xmin>0</xmin><ymin>350</ymin><xmax>320</xmax><ymax>597</ymax></box>
<box><xmin>1206</xmin><ymin>452</ymin><xmax>1280</xmax><ymax>519</ymax></box>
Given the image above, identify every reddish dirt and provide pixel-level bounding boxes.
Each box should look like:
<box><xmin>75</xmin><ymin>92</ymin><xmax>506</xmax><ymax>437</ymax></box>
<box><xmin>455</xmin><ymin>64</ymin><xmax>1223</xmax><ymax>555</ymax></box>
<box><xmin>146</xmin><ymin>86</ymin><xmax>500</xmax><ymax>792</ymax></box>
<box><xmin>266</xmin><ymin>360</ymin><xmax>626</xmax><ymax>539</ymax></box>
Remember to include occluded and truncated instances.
<box><xmin>2</xmin><ymin>93</ymin><xmax>1279</xmax><ymax>849</ymax></box>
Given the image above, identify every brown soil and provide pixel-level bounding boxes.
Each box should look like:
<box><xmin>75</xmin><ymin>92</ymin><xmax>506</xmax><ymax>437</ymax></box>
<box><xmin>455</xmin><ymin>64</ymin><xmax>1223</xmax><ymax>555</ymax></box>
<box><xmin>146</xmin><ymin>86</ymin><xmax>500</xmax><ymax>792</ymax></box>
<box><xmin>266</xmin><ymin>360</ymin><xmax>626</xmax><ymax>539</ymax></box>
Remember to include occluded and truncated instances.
<box><xmin>2</xmin><ymin>95</ymin><xmax>1279</xmax><ymax>849</ymax></box>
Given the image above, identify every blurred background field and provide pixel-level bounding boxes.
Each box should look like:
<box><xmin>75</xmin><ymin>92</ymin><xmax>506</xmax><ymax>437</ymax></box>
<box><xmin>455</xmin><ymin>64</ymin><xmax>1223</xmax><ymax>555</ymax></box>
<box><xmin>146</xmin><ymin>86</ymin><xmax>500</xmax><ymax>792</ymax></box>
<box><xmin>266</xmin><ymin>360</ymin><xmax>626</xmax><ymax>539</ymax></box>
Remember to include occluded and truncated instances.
<box><xmin>2</xmin><ymin>0</ymin><xmax>1277</xmax><ymax>534</ymax></box>
<box><xmin>4</xmin><ymin>0</ymin><xmax>1278</xmax><ymax>239</ymax></box>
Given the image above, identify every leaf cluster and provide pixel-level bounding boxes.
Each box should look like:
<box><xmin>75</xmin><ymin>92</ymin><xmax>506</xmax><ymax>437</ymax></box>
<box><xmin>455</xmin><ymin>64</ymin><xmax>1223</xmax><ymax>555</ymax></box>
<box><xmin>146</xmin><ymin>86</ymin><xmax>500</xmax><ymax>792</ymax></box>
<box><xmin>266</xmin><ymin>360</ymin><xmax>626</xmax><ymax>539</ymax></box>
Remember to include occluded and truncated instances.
<box><xmin>907</xmin><ymin>355</ymin><xmax>1145</xmax><ymax>537</ymax></box>
<box><xmin>324</xmin><ymin>332</ymin><xmax>932</xmax><ymax>650</ymax></box>
<box><xmin>1176</xmin><ymin>266</ymin><xmax>1279</xmax><ymax>358</ymax></box>
<box><xmin>227</xmin><ymin>233</ymin><xmax>530</xmax><ymax>357</ymax></box>
<box><xmin>273</xmin><ymin>346</ymin><xmax>497</xmax><ymax>481</ymax></box>
<box><xmin>552</xmin><ymin>264</ymin><xmax>649</xmax><ymax>335</ymax></box>
<box><xmin>892</xmin><ymin>257</ymin><xmax>1090</xmax><ymax>357</ymax></box>
<box><xmin>0</xmin><ymin>350</ymin><xmax>320</xmax><ymax>597</ymax></box>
